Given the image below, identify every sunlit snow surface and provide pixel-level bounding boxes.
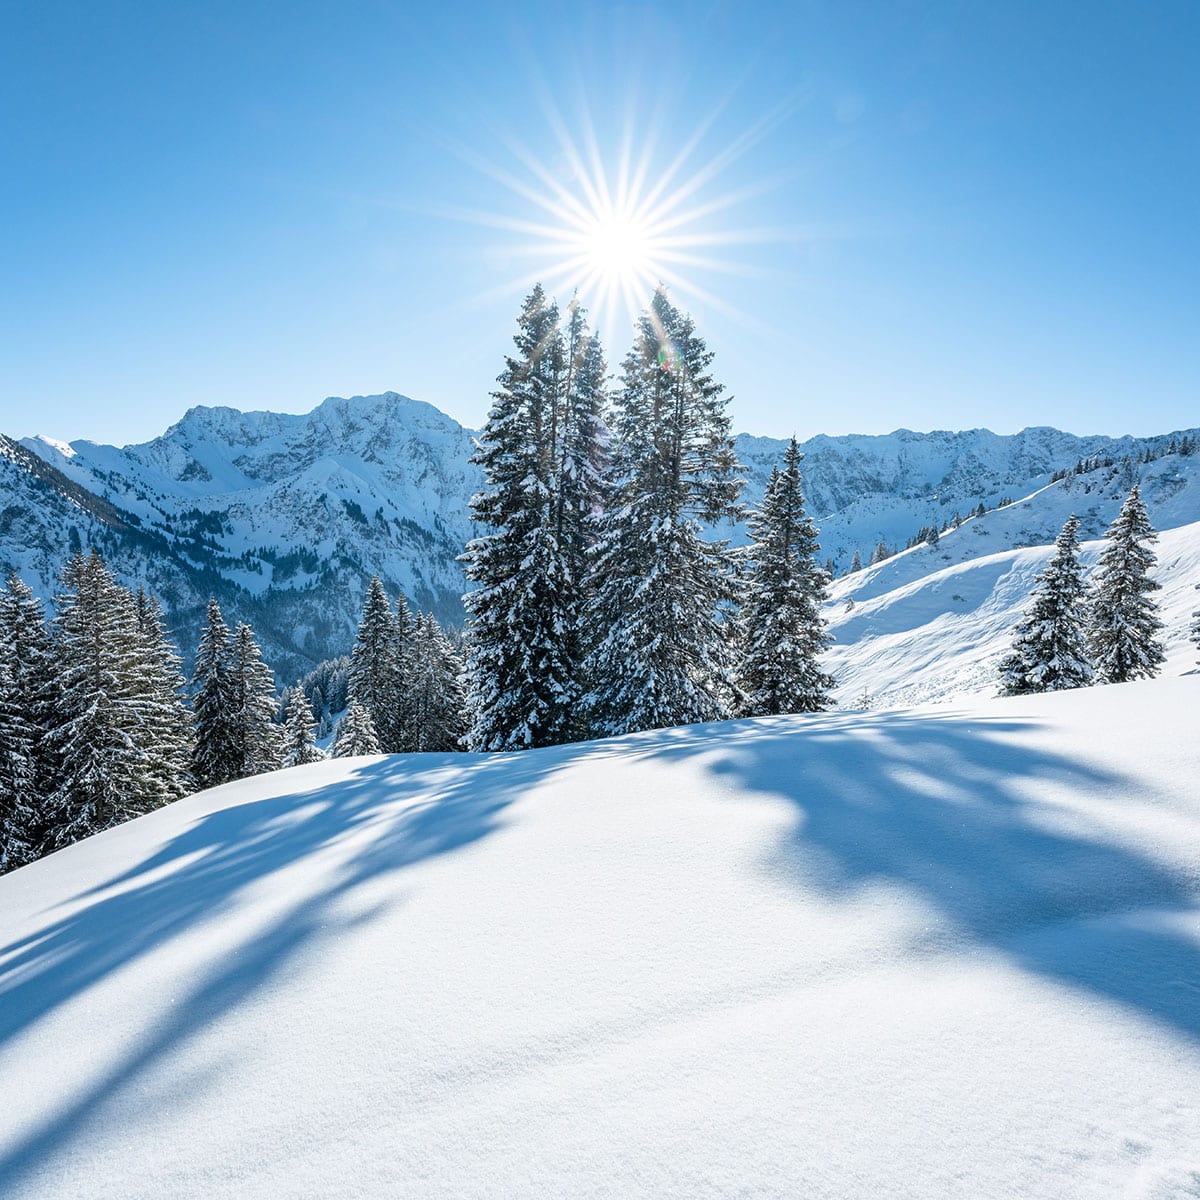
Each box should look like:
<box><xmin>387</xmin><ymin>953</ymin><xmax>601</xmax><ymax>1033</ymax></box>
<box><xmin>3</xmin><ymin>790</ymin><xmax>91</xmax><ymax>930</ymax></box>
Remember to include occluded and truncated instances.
<box><xmin>2</xmin><ymin>679</ymin><xmax>1199</xmax><ymax>1197</ymax></box>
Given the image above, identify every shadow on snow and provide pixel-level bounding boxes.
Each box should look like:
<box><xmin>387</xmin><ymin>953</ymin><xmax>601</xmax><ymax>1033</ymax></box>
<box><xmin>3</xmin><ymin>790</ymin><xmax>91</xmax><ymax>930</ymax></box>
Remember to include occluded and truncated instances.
<box><xmin>1</xmin><ymin>706</ymin><xmax>1197</xmax><ymax>1186</ymax></box>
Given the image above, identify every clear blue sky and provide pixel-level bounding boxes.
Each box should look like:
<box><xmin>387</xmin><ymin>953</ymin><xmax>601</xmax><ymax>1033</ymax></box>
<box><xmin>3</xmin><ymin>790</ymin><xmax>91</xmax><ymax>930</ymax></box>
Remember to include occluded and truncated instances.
<box><xmin>1</xmin><ymin>0</ymin><xmax>1197</xmax><ymax>446</ymax></box>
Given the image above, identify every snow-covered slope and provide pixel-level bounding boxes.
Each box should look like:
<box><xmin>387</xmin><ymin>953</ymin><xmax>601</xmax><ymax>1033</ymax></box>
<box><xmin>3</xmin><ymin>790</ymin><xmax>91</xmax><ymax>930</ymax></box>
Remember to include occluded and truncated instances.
<box><xmin>2</xmin><ymin>679</ymin><xmax>1199</xmax><ymax>1198</ymax></box>
<box><xmin>826</xmin><ymin>455</ymin><xmax>1200</xmax><ymax>707</ymax></box>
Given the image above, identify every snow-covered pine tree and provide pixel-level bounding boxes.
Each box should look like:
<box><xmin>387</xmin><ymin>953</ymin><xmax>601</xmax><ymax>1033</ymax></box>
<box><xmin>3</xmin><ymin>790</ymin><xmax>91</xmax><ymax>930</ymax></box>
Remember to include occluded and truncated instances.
<box><xmin>230</xmin><ymin>622</ymin><xmax>282</xmax><ymax>776</ymax></box>
<box><xmin>998</xmin><ymin>514</ymin><xmax>1093</xmax><ymax>695</ymax></box>
<box><xmin>1088</xmin><ymin>483</ymin><xmax>1166</xmax><ymax>683</ymax></box>
<box><xmin>0</xmin><ymin>571</ymin><xmax>57</xmax><ymax>870</ymax></box>
<box><xmin>583</xmin><ymin>286</ymin><xmax>744</xmax><ymax>736</ymax></box>
<box><xmin>44</xmin><ymin>551</ymin><xmax>163</xmax><ymax>847</ymax></box>
<box><xmin>282</xmin><ymin>685</ymin><xmax>325</xmax><ymax>767</ymax></box>
<box><xmin>736</xmin><ymin>439</ymin><xmax>835</xmax><ymax>715</ymax></box>
<box><xmin>1192</xmin><ymin>584</ymin><xmax>1200</xmax><ymax>666</ymax></box>
<box><xmin>332</xmin><ymin>701</ymin><xmax>381</xmax><ymax>757</ymax></box>
<box><xmin>191</xmin><ymin>598</ymin><xmax>239</xmax><ymax>789</ymax></box>
<box><xmin>849</xmin><ymin>549</ymin><xmax>863</xmax><ymax>573</ymax></box>
<box><xmin>348</xmin><ymin>577</ymin><xmax>405</xmax><ymax>752</ymax></box>
<box><xmin>131</xmin><ymin>587</ymin><xmax>193</xmax><ymax>806</ymax></box>
<box><xmin>549</xmin><ymin>299</ymin><xmax>610</xmax><ymax>740</ymax></box>
<box><xmin>400</xmin><ymin>613</ymin><xmax>468</xmax><ymax>752</ymax></box>
<box><xmin>462</xmin><ymin>284</ymin><xmax>580</xmax><ymax>751</ymax></box>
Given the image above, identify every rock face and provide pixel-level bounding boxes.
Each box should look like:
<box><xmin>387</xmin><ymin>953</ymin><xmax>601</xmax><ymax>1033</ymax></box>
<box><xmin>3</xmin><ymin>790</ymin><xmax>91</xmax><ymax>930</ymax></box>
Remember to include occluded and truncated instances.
<box><xmin>3</xmin><ymin>391</ymin><xmax>1197</xmax><ymax>681</ymax></box>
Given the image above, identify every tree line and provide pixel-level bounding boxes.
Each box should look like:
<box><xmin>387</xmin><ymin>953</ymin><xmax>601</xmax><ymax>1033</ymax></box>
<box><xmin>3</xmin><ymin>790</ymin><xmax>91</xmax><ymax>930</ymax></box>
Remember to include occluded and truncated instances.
<box><xmin>0</xmin><ymin>554</ymin><xmax>468</xmax><ymax>873</ymax></box>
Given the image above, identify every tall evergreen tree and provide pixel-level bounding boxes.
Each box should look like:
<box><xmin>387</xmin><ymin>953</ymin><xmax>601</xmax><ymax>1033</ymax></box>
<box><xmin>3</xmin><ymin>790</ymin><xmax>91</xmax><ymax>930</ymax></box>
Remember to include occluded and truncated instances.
<box><xmin>736</xmin><ymin>439</ymin><xmax>835</xmax><ymax>715</ymax></box>
<box><xmin>462</xmin><ymin>284</ymin><xmax>578</xmax><ymax>751</ymax></box>
<box><xmin>191</xmin><ymin>598</ymin><xmax>239</xmax><ymax>789</ymax></box>
<box><xmin>1088</xmin><ymin>485</ymin><xmax>1166</xmax><ymax>684</ymax></box>
<box><xmin>348</xmin><ymin>577</ymin><xmax>406</xmax><ymax>752</ymax></box>
<box><xmin>131</xmin><ymin>587</ymin><xmax>193</xmax><ymax>805</ymax></box>
<box><xmin>0</xmin><ymin>571</ymin><xmax>57</xmax><ymax>870</ymax></box>
<box><xmin>282</xmin><ymin>685</ymin><xmax>324</xmax><ymax>767</ymax></box>
<box><xmin>44</xmin><ymin>552</ymin><xmax>160</xmax><ymax>846</ymax></box>
<box><xmin>583</xmin><ymin>286</ymin><xmax>743</xmax><ymax>736</ymax></box>
<box><xmin>230</xmin><ymin>622</ymin><xmax>282</xmax><ymax>776</ymax></box>
<box><xmin>400</xmin><ymin>613</ymin><xmax>468</xmax><ymax>752</ymax></box>
<box><xmin>998</xmin><ymin>515</ymin><xmax>1093</xmax><ymax>695</ymax></box>
<box><xmin>333</xmin><ymin>701</ymin><xmax>381</xmax><ymax>757</ymax></box>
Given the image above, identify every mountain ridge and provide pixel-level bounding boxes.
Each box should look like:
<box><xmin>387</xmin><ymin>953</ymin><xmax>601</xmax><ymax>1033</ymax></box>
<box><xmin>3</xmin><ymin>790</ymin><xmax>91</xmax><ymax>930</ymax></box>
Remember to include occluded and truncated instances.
<box><xmin>4</xmin><ymin>391</ymin><xmax>1198</xmax><ymax>681</ymax></box>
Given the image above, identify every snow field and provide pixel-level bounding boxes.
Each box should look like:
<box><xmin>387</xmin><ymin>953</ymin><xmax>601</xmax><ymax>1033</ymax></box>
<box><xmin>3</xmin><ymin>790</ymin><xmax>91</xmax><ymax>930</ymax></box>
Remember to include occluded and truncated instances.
<box><xmin>2</xmin><ymin>678</ymin><xmax>1200</xmax><ymax>1197</ymax></box>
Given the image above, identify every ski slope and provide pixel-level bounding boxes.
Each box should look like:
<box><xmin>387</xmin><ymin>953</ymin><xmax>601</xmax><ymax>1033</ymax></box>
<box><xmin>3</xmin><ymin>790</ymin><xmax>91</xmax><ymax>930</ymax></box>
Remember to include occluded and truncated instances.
<box><xmin>2</xmin><ymin>679</ymin><xmax>1200</xmax><ymax>1198</ymax></box>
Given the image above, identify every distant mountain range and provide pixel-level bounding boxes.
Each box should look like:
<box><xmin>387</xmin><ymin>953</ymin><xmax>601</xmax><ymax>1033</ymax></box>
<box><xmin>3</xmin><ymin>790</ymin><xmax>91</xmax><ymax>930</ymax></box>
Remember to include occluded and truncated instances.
<box><xmin>3</xmin><ymin>391</ymin><xmax>1197</xmax><ymax>682</ymax></box>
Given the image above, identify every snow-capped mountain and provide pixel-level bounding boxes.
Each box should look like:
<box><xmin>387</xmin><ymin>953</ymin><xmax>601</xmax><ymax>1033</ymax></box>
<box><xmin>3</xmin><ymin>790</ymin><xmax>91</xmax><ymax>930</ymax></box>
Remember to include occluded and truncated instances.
<box><xmin>3</xmin><ymin>391</ymin><xmax>1198</xmax><ymax>681</ymax></box>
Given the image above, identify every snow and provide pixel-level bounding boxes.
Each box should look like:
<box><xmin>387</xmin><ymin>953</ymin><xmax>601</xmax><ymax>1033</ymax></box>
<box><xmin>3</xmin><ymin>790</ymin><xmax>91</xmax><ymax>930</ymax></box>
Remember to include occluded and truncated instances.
<box><xmin>827</xmin><ymin>506</ymin><xmax>1200</xmax><ymax>708</ymax></box>
<box><xmin>3</xmin><ymin>678</ymin><xmax>1200</xmax><ymax>1197</ymax></box>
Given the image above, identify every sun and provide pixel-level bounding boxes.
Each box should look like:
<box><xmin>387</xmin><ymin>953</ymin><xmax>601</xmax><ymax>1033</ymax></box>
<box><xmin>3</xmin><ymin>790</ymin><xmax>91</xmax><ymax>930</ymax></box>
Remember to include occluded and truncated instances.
<box><xmin>446</xmin><ymin>94</ymin><xmax>793</xmax><ymax>339</ymax></box>
<box><xmin>578</xmin><ymin>208</ymin><xmax>654</xmax><ymax>286</ymax></box>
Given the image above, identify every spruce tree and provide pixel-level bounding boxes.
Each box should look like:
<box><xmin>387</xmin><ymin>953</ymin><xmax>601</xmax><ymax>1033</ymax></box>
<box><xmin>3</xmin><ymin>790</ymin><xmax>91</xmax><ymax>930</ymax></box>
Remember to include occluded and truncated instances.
<box><xmin>230</xmin><ymin>622</ymin><xmax>282</xmax><ymax>776</ymax></box>
<box><xmin>282</xmin><ymin>685</ymin><xmax>324</xmax><ymax>767</ymax></box>
<box><xmin>333</xmin><ymin>701</ymin><xmax>381</xmax><ymax>757</ymax></box>
<box><xmin>583</xmin><ymin>286</ymin><xmax>743</xmax><ymax>736</ymax></box>
<box><xmin>191</xmin><ymin>598</ymin><xmax>239</xmax><ymax>789</ymax></box>
<box><xmin>45</xmin><ymin>552</ymin><xmax>159</xmax><ymax>846</ymax></box>
<box><xmin>462</xmin><ymin>284</ymin><xmax>579</xmax><ymax>750</ymax></box>
<box><xmin>736</xmin><ymin>439</ymin><xmax>835</xmax><ymax>715</ymax></box>
<box><xmin>131</xmin><ymin>587</ymin><xmax>193</xmax><ymax>805</ymax></box>
<box><xmin>1191</xmin><ymin>584</ymin><xmax>1200</xmax><ymax>667</ymax></box>
<box><xmin>400</xmin><ymin>613</ymin><xmax>468</xmax><ymax>752</ymax></box>
<box><xmin>0</xmin><ymin>571</ymin><xmax>56</xmax><ymax>870</ymax></box>
<box><xmin>998</xmin><ymin>514</ymin><xmax>1093</xmax><ymax>694</ymax></box>
<box><xmin>1088</xmin><ymin>484</ymin><xmax>1165</xmax><ymax>683</ymax></box>
<box><xmin>348</xmin><ymin>577</ymin><xmax>405</xmax><ymax>752</ymax></box>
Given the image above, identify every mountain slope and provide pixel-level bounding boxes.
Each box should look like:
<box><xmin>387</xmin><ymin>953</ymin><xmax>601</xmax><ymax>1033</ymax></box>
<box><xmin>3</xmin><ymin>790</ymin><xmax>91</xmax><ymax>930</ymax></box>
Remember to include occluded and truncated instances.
<box><xmin>826</xmin><ymin>454</ymin><xmax>1200</xmax><ymax>706</ymax></box>
<box><xmin>1</xmin><ymin>680</ymin><xmax>1198</xmax><ymax>1197</ymax></box>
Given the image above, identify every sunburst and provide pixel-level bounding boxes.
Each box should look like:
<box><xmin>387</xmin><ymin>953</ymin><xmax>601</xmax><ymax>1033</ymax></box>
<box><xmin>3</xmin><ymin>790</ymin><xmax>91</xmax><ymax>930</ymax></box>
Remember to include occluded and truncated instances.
<box><xmin>446</xmin><ymin>92</ymin><xmax>796</xmax><ymax>341</ymax></box>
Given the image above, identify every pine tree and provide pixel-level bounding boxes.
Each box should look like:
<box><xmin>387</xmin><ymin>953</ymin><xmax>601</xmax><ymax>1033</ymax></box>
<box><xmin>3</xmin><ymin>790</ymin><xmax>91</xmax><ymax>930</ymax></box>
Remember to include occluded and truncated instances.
<box><xmin>0</xmin><ymin>572</ymin><xmax>57</xmax><ymax>870</ymax></box>
<box><xmin>998</xmin><ymin>515</ymin><xmax>1093</xmax><ymax>695</ymax></box>
<box><xmin>44</xmin><ymin>552</ymin><xmax>162</xmax><ymax>847</ymax></box>
<box><xmin>348</xmin><ymin>577</ymin><xmax>405</xmax><ymax>752</ymax></box>
<box><xmin>1088</xmin><ymin>484</ymin><xmax>1166</xmax><ymax>683</ymax></box>
<box><xmin>583</xmin><ymin>287</ymin><xmax>743</xmax><ymax>736</ymax></box>
<box><xmin>230</xmin><ymin>622</ymin><xmax>282</xmax><ymax>776</ymax></box>
<box><xmin>282</xmin><ymin>685</ymin><xmax>324</xmax><ymax>767</ymax></box>
<box><xmin>462</xmin><ymin>284</ymin><xmax>579</xmax><ymax>750</ymax></box>
<box><xmin>400</xmin><ymin>613</ymin><xmax>468</xmax><ymax>752</ymax></box>
<box><xmin>131</xmin><ymin>587</ymin><xmax>193</xmax><ymax>805</ymax></box>
<box><xmin>191</xmin><ymin>598</ymin><xmax>239</xmax><ymax>789</ymax></box>
<box><xmin>849</xmin><ymin>549</ymin><xmax>862</xmax><ymax>573</ymax></box>
<box><xmin>333</xmin><ymin>701</ymin><xmax>381</xmax><ymax>757</ymax></box>
<box><xmin>1191</xmin><ymin>584</ymin><xmax>1200</xmax><ymax>666</ymax></box>
<box><xmin>736</xmin><ymin>440</ymin><xmax>835</xmax><ymax>716</ymax></box>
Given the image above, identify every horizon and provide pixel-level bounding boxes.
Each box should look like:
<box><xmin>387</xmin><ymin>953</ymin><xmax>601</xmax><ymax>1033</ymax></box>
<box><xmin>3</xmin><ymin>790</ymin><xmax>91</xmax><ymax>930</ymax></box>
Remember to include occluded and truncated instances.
<box><xmin>16</xmin><ymin>386</ymin><xmax>1200</xmax><ymax>453</ymax></box>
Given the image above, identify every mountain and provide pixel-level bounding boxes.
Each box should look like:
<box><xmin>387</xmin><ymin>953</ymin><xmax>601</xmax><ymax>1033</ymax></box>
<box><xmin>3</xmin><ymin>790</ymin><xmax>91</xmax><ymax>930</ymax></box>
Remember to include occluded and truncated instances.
<box><xmin>2</xmin><ymin>677</ymin><xmax>1198</xmax><ymax>1197</ymax></box>
<box><xmin>4</xmin><ymin>391</ymin><xmax>1198</xmax><ymax>681</ymax></box>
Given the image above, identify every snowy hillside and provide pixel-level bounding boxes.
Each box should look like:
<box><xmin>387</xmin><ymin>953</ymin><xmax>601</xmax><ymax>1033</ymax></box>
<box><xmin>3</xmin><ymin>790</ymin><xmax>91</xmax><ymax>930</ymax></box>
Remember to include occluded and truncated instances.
<box><xmin>2</xmin><ymin>679</ymin><xmax>1199</xmax><ymax>1198</ymax></box>
<box><xmin>5</xmin><ymin>391</ymin><xmax>1198</xmax><ymax>677</ymax></box>
<box><xmin>826</xmin><ymin>454</ymin><xmax>1200</xmax><ymax>707</ymax></box>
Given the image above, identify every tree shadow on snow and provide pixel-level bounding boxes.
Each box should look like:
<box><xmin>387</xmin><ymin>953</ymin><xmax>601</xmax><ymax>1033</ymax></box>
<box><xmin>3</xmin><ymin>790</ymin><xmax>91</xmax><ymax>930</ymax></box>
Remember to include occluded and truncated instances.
<box><xmin>691</xmin><ymin>709</ymin><xmax>1200</xmax><ymax>1041</ymax></box>
<box><xmin>0</xmin><ymin>744</ymin><xmax>595</xmax><ymax>1191</ymax></box>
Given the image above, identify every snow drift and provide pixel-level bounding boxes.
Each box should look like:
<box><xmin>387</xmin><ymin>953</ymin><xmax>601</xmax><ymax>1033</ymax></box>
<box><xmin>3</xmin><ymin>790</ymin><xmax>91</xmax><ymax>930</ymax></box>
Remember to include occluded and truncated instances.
<box><xmin>2</xmin><ymin>679</ymin><xmax>1199</xmax><ymax>1197</ymax></box>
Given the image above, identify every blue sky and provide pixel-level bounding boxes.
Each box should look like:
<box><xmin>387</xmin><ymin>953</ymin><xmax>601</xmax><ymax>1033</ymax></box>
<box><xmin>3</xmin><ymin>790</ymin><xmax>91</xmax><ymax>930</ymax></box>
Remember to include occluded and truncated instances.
<box><xmin>1</xmin><ymin>1</ymin><xmax>1197</xmax><ymax>445</ymax></box>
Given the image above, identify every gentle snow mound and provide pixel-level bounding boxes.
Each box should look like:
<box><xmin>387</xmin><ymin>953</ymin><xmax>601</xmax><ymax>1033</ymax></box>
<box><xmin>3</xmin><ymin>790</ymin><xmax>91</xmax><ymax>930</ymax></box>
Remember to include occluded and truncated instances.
<box><xmin>2</xmin><ymin>680</ymin><xmax>1200</xmax><ymax>1198</ymax></box>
